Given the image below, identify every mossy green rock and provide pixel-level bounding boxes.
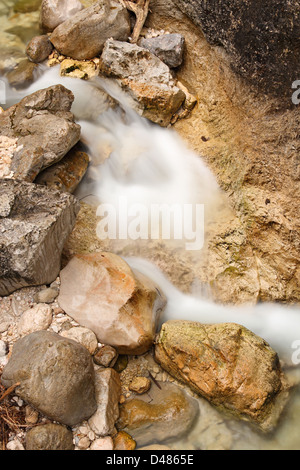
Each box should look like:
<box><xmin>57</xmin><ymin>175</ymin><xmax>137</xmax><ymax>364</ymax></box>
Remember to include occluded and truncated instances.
<box><xmin>155</xmin><ymin>320</ymin><xmax>289</xmax><ymax>431</ymax></box>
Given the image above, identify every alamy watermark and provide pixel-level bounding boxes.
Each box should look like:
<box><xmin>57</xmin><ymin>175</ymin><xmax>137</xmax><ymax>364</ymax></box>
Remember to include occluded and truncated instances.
<box><xmin>292</xmin><ymin>340</ymin><xmax>300</xmax><ymax>365</ymax></box>
<box><xmin>0</xmin><ymin>79</ymin><xmax>6</xmax><ymax>105</ymax></box>
<box><xmin>96</xmin><ymin>198</ymin><xmax>205</xmax><ymax>251</ymax></box>
<box><xmin>292</xmin><ymin>80</ymin><xmax>300</xmax><ymax>105</ymax></box>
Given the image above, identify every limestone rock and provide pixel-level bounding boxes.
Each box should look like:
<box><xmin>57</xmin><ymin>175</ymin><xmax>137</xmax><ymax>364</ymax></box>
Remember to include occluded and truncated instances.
<box><xmin>93</xmin><ymin>345</ymin><xmax>119</xmax><ymax>368</ymax></box>
<box><xmin>155</xmin><ymin>321</ymin><xmax>289</xmax><ymax>431</ymax></box>
<box><xmin>50</xmin><ymin>0</ymin><xmax>131</xmax><ymax>60</ymax></box>
<box><xmin>117</xmin><ymin>382</ymin><xmax>199</xmax><ymax>446</ymax></box>
<box><xmin>0</xmin><ymin>179</ymin><xmax>80</xmax><ymax>296</ymax></box>
<box><xmin>100</xmin><ymin>39</ymin><xmax>186</xmax><ymax>127</ymax></box>
<box><xmin>0</xmin><ymin>85</ymin><xmax>81</xmax><ymax>182</ymax></box>
<box><xmin>129</xmin><ymin>377</ymin><xmax>151</xmax><ymax>394</ymax></box>
<box><xmin>26</xmin><ymin>35</ymin><xmax>53</xmax><ymax>63</ymax></box>
<box><xmin>17</xmin><ymin>304</ymin><xmax>53</xmax><ymax>336</ymax></box>
<box><xmin>35</xmin><ymin>145</ymin><xmax>90</xmax><ymax>193</ymax></box>
<box><xmin>40</xmin><ymin>0</ymin><xmax>83</xmax><ymax>33</ymax></box>
<box><xmin>60</xmin><ymin>326</ymin><xmax>98</xmax><ymax>355</ymax></box>
<box><xmin>90</xmin><ymin>437</ymin><xmax>114</xmax><ymax>450</ymax></box>
<box><xmin>139</xmin><ymin>34</ymin><xmax>185</xmax><ymax>68</ymax></box>
<box><xmin>58</xmin><ymin>252</ymin><xmax>167</xmax><ymax>355</ymax></box>
<box><xmin>1</xmin><ymin>331</ymin><xmax>97</xmax><ymax>426</ymax></box>
<box><xmin>25</xmin><ymin>424</ymin><xmax>74</xmax><ymax>450</ymax></box>
<box><xmin>88</xmin><ymin>367</ymin><xmax>121</xmax><ymax>436</ymax></box>
<box><xmin>171</xmin><ymin>0</ymin><xmax>300</xmax><ymax>102</ymax></box>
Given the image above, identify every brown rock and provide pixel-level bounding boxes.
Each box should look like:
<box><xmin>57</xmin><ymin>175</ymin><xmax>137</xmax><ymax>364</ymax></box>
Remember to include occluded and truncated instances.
<box><xmin>1</xmin><ymin>331</ymin><xmax>97</xmax><ymax>427</ymax></box>
<box><xmin>58</xmin><ymin>252</ymin><xmax>167</xmax><ymax>355</ymax></box>
<box><xmin>94</xmin><ymin>345</ymin><xmax>119</xmax><ymax>368</ymax></box>
<box><xmin>6</xmin><ymin>59</ymin><xmax>37</xmax><ymax>89</ymax></box>
<box><xmin>100</xmin><ymin>39</ymin><xmax>186</xmax><ymax>127</ymax></box>
<box><xmin>35</xmin><ymin>145</ymin><xmax>90</xmax><ymax>193</ymax></box>
<box><xmin>113</xmin><ymin>431</ymin><xmax>136</xmax><ymax>451</ymax></box>
<box><xmin>155</xmin><ymin>321</ymin><xmax>289</xmax><ymax>431</ymax></box>
<box><xmin>0</xmin><ymin>85</ymin><xmax>81</xmax><ymax>182</ymax></box>
<box><xmin>117</xmin><ymin>382</ymin><xmax>199</xmax><ymax>446</ymax></box>
<box><xmin>129</xmin><ymin>377</ymin><xmax>151</xmax><ymax>394</ymax></box>
<box><xmin>25</xmin><ymin>406</ymin><xmax>39</xmax><ymax>425</ymax></box>
<box><xmin>50</xmin><ymin>0</ymin><xmax>131</xmax><ymax>60</ymax></box>
<box><xmin>26</xmin><ymin>35</ymin><xmax>53</xmax><ymax>63</ymax></box>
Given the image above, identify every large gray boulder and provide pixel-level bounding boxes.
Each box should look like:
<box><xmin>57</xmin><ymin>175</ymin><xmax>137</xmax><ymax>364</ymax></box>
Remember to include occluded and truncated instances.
<box><xmin>0</xmin><ymin>85</ymin><xmax>81</xmax><ymax>182</ymax></box>
<box><xmin>1</xmin><ymin>331</ymin><xmax>97</xmax><ymax>427</ymax></box>
<box><xmin>50</xmin><ymin>0</ymin><xmax>131</xmax><ymax>60</ymax></box>
<box><xmin>100</xmin><ymin>39</ymin><xmax>186</xmax><ymax>126</ymax></box>
<box><xmin>172</xmin><ymin>0</ymin><xmax>300</xmax><ymax>101</ymax></box>
<box><xmin>0</xmin><ymin>179</ymin><xmax>80</xmax><ymax>296</ymax></box>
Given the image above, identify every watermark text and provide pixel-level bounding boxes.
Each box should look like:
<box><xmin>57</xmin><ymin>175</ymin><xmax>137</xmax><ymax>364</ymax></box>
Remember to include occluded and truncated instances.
<box><xmin>96</xmin><ymin>198</ymin><xmax>205</xmax><ymax>251</ymax></box>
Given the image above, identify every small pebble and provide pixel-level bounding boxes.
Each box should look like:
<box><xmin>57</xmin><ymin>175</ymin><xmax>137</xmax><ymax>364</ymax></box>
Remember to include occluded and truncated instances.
<box><xmin>25</xmin><ymin>405</ymin><xmax>39</xmax><ymax>425</ymax></box>
<box><xmin>129</xmin><ymin>377</ymin><xmax>151</xmax><ymax>394</ymax></box>
<box><xmin>7</xmin><ymin>439</ymin><xmax>25</xmax><ymax>451</ymax></box>
<box><xmin>77</xmin><ymin>437</ymin><xmax>91</xmax><ymax>450</ymax></box>
<box><xmin>90</xmin><ymin>437</ymin><xmax>114</xmax><ymax>451</ymax></box>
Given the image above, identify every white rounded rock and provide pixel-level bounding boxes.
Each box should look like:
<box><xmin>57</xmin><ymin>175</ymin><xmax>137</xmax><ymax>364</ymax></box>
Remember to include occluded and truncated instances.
<box><xmin>60</xmin><ymin>327</ymin><xmax>98</xmax><ymax>355</ymax></box>
<box><xmin>17</xmin><ymin>304</ymin><xmax>53</xmax><ymax>336</ymax></box>
<box><xmin>90</xmin><ymin>437</ymin><xmax>113</xmax><ymax>451</ymax></box>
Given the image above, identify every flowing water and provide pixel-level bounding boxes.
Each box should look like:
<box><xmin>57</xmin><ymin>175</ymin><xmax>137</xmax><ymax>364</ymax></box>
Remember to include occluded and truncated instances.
<box><xmin>1</xmin><ymin>1</ymin><xmax>300</xmax><ymax>449</ymax></box>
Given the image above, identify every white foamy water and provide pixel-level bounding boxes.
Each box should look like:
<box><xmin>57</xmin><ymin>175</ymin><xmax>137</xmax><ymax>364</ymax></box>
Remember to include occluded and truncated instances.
<box><xmin>127</xmin><ymin>257</ymin><xmax>300</xmax><ymax>363</ymax></box>
<box><xmin>4</xmin><ymin>65</ymin><xmax>300</xmax><ymax>364</ymax></box>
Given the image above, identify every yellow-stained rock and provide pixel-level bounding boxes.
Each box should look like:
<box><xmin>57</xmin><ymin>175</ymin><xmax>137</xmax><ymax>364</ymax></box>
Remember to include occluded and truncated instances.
<box><xmin>35</xmin><ymin>145</ymin><xmax>89</xmax><ymax>193</ymax></box>
<box><xmin>113</xmin><ymin>431</ymin><xmax>136</xmax><ymax>451</ymax></box>
<box><xmin>155</xmin><ymin>320</ymin><xmax>290</xmax><ymax>431</ymax></box>
<box><xmin>60</xmin><ymin>58</ymin><xmax>99</xmax><ymax>80</ymax></box>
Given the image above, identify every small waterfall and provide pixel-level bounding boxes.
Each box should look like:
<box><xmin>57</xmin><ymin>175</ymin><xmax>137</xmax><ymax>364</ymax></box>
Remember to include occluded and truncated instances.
<box><xmin>4</xmin><ymin>64</ymin><xmax>300</xmax><ymax>364</ymax></box>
